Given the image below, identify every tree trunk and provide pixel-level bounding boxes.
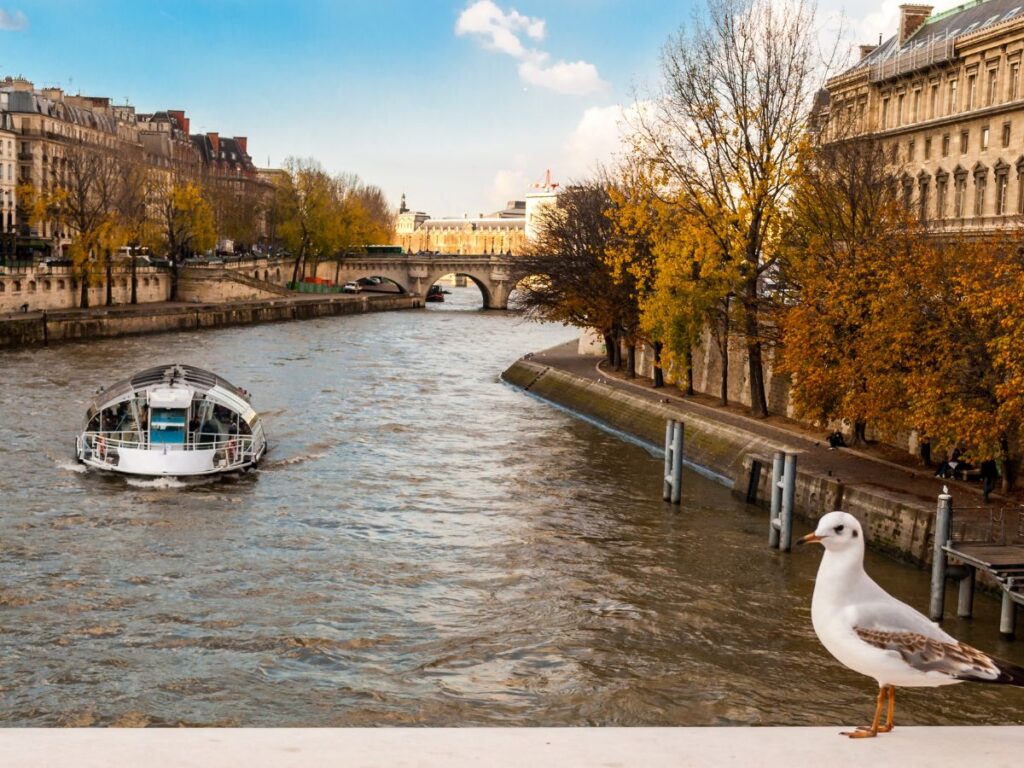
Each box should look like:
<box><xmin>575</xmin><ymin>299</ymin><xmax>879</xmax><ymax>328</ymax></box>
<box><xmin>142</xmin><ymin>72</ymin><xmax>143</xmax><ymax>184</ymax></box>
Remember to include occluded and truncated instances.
<box><xmin>745</xmin><ymin>325</ymin><xmax>768</xmax><ymax>417</ymax></box>
<box><xmin>130</xmin><ymin>252</ymin><xmax>138</xmax><ymax>305</ymax></box>
<box><xmin>603</xmin><ymin>333</ymin><xmax>615</xmax><ymax>366</ymax></box>
<box><xmin>612</xmin><ymin>331</ymin><xmax>622</xmax><ymax>370</ymax></box>
<box><xmin>685</xmin><ymin>347</ymin><xmax>695</xmax><ymax>396</ymax></box>
<box><xmin>852</xmin><ymin>419</ymin><xmax>868</xmax><ymax>447</ymax></box>
<box><xmin>334</xmin><ymin>258</ymin><xmax>341</xmax><ymax>286</ymax></box>
<box><xmin>104</xmin><ymin>249</ymin><xmax>113</xmax><ymax>306</ymax></box>
<box><xmin>1000</xmin><ymin>434</ymin><xmax>1015</xmax><ymax>492</ymax></box>
<box><xmin>653</xmin><ymin>341</ymin><xmax>664</xmax><ymax>389</ymax></box>
<box><xmin>290</xmin><ymin>250</ymin><xmax>303</xmax><ymax>288</ymax></box>
<box><xmin>79</xmin><ymin>269</ymin><xmax>89</xmax><ymax>309</ymax></box>
<box><xmin>626</xmin><ymin>344</ymin><xmax>636</xmax><ymax>379</ymax></box>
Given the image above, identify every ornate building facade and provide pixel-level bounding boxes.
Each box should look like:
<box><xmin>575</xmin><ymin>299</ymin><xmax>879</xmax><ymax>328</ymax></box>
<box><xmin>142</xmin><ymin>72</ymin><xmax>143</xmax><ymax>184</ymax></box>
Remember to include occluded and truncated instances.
<box><xmin>395</xmin><ymin>198</ymin><xmax>528</xmax><ymax>255</ymax></box>
<box><xmin>821</xmin><ymin>1</ymin><xmax>1024</xmax><ymax>230</ymax></box>
<box><xmin>0</xmin><ymin>76</ymin><xmax>275</xmax><ymax>258</ymax></box>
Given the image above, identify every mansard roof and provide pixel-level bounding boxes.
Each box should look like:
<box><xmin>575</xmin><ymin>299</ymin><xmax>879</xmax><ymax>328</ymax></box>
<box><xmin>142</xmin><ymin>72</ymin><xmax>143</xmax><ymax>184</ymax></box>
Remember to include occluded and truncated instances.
<box><xmin>849</xmin><ymin>0</ymin><xmax>1024</xmax><ymax>79</ymax></box>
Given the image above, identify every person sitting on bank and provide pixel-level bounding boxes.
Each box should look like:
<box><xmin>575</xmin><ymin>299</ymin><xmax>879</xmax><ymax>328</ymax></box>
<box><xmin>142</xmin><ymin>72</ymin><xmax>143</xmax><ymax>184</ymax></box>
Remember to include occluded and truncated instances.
<box><xmin>827</xmin><ymin>430</ymin><xmax>846</xmax><ymax>449</ymax></box>
<box><xmin>935</xmin><ymin>449</ymin><xmax>968</xmax><ymax>479</ymax></box>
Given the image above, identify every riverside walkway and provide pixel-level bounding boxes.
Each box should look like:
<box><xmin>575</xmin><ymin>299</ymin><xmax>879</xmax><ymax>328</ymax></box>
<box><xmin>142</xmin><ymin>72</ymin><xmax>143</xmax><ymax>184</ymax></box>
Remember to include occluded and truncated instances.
<box><xmin>531</xmin><ymin>340</ymin><xmax>991</xmax><ymax>509</ymax></box>
<box><xmin>2</xmin><ymin>727</ymin><xmax>1022</xmax><ymax>767</ymax></box>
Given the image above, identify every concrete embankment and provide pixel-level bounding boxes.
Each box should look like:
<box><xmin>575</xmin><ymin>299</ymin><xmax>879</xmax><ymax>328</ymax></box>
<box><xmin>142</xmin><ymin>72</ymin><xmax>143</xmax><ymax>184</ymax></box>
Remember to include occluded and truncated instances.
<box><xmin>503</xmin><ymin>357</ymin><xmax>938</xmax><ymax>565</ymax></box>
<box><xmin>0</xmin><ymin>293</ymin><xmax>421</xmax><ymax>349</ymax></box>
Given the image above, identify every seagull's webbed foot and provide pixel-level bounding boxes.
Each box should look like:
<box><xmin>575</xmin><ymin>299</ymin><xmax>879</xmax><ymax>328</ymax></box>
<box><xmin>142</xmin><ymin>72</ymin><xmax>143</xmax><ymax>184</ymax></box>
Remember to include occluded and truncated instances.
<box><xmin>840</xmin><ymin>686</ymin><xmax>891</xmax><ymax>738</ymax></box>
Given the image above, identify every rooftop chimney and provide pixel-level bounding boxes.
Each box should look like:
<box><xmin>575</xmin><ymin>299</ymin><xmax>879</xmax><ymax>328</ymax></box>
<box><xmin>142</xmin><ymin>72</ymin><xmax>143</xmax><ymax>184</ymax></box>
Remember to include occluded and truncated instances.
<box><xmin>899</xmin><ymin>4</ymin><xmax>933</xmax><ymax>45</ymax></box>
<box><xmin>859</xmin><ymin>44</ymin><xmax>878</xmax><ymax>60</ymax></box>
<box><xmin>207</xmin><ymin>132</ymin><xmax>220</xmax><ymax>155</ymax></box>
<box><xmin>168</xmin><ymin>109</ymin><xmax>189</xmax><ymax>135</ymax></box>
<box><xmin>234</xmin><ymin>136</ymin><xmax>248</xmax><ymax>155</ymax></box>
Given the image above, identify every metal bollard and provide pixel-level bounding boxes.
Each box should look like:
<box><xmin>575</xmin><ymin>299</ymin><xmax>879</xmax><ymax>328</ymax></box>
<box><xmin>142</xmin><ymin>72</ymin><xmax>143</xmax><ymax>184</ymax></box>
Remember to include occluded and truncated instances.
<box><xmin>769</xmin><ymin>451</ymin><xmax>784</xmax><ymax>548</ymax></box>
<box><xmin>929</xmin><ymin>490</ymin><xmax>953</xmax><ymax>622</ymax></box>
<box><xmin>780</xmin><ymin>453</ymin><xmax>797</xmax><ymax>552</ymax></box>
<box><xmin>663</xmin><ymin>420</ymin><xmax>674</xmax><ymax>502</ymax></box>
<box><xmin>671</xmin><ymin>421</ymin><xmax>684</xmax><ymax>505</ymax></box>
<box><xmin>1001</xmin><ymin>589</ymin><xmax>1017</xmax><ymax>638</ymax></box>
<box><xmin>957</xmin><ymin>565</ymin><xmax>976</xmax><ymax>619</ymax></box>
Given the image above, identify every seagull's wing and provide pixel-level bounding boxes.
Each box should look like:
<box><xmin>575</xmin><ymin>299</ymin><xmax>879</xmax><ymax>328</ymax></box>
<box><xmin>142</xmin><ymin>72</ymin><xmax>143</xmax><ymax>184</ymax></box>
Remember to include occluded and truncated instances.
<box><xmin>853</xmin><ymin>625</ymin><xmax>1004</xmax><ymax>681</ymax></box>
<box><xmin>851</xmin><ymin>601</ymin><xmax>1020</xmax><ymax>684</ymax></box>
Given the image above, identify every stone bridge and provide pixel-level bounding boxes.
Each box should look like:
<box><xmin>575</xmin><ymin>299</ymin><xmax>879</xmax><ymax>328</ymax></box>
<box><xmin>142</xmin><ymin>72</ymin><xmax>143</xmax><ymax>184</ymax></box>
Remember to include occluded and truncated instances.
<box><xmin>313</xmin><ymin>254</ymin><xmax>519</xmax><ymax>309</ymax></box>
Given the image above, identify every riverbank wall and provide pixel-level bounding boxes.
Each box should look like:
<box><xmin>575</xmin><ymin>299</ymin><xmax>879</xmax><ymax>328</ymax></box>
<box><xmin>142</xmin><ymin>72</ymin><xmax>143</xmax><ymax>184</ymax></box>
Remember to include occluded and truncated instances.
<box><xmin>502</xmin><ymin>358</ymin><xmax>937</xmax><ymax>565</ymax></box>
<box><xmin>0</xmin><ymin>294</ymin><xmax>421</xmax><ymax>349</ymax></box>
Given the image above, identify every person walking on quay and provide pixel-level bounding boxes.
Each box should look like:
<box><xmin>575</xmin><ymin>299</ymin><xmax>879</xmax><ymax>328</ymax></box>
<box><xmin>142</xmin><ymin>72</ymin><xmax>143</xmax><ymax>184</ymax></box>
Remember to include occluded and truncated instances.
<box><xmin>980</xmin><ymin>459</ymin><xmax>999</xmax><ymax>502</ymax></box>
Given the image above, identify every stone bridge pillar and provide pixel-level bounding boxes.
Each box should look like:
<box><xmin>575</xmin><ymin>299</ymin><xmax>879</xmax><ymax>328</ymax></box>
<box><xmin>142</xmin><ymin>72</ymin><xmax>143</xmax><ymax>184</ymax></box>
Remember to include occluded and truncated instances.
<box><xmin>488</xmin><ymin>260</ymin><xmax>512</xmax><ymax>310</ymax></box>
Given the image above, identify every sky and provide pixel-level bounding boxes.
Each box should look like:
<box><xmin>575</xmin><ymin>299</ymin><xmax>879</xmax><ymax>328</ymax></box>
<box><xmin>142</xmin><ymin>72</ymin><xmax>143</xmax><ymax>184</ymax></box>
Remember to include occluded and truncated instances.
<box><xmin>0</xmin><ymin>0</ymin><xmax>968</xmax><ymax>217</ymax></box>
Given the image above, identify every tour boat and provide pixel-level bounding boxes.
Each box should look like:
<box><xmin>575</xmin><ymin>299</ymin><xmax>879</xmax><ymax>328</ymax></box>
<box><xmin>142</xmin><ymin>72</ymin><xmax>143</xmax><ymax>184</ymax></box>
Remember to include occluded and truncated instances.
<box><xmin>75</xmin><ymin>364</ymin><xmax>268</xmax><ymax>476</ymax></box>
<box><xmin>425</xmin><ymin>285</ymin><xmax>445</xmax><ymax>302</ymax></box>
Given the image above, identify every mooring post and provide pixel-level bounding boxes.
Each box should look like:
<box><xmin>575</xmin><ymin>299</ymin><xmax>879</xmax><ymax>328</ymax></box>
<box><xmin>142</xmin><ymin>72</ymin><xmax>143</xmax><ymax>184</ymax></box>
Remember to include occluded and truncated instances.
<box><xmin>957</xmin><ymin>565</ymin><xmax>976</xmax><ymax>619</ymax></box>
<box><xmin>780</xmin><ymin>453</ymin><xmax>797</xmax><ymax>552</ymax></box>
<box><xmin>769</xmin><ymin>451</ymin><xmax>784</xmax><ymax>548</ymax></box>
<box><xmin>663</xmin><ymin>420</ymin><xmax>674</xmax><ymax>502</ymax></box>
<box><xmin>670</xmin><ymin>420</ymin><xmax>684</xmax><ymax>505</ymax></box>
<box><xmin>929</xmin><ymin>490</ymin><xmax>953</xmax><ymax>622</ymax></box>
<box><xmin>1000</xmin><ymin>588</ymin><xmax>1017</xmax><ymax>638</ymax></box>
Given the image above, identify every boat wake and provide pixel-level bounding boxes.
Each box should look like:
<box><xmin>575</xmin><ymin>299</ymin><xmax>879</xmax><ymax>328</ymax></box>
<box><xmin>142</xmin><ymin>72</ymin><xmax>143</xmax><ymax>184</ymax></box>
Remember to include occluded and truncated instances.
<box><xmin>53</xmin><ymin>458</ymin><xmax>88</xmax><ymax>474</ymax></box>
<box><xmin>124</xmin><ymin>476</ymin><xmax>190</xmax><ymax>489</ymax></box>
<box><xmin>262</xmin><ymin>452</ymin><xmax>326</xmax><ymax>469</ymax></box>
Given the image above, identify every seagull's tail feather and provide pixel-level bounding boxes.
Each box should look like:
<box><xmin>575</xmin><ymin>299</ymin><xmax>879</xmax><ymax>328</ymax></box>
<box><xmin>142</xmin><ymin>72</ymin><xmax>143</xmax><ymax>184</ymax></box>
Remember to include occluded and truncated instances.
<box><xmin>958</xmin><ymin>656</ymin><xmax>1024</xmax><ymax>687</ymax></box>
<box><xmin>991</xmin><ymin>657</ymin><xmax>1024</xmax><ymax>687</ymax></box>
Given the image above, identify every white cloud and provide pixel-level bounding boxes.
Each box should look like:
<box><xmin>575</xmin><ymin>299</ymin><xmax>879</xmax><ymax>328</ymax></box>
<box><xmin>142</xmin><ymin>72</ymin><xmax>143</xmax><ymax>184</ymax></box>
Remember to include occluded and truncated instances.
<box><xmin>455</xmin><ymin>0</ymin><xmax>606</xmax><ymax>95</ymax></box>
<box><xmin>492</xmin><ymin>167</ymin><xmax>531</xmax><ymax>203</ymax></box>
<box><xmin>518</xmin><ymin>58</ymin><xmax>606</xmax><ymax>96</ymax></box>
<box><xmin>0</xmin><ymin>9</ymin><xmax>28</xmax><ymax>31</ymax></box>
<box><xmin>455</xmin><ymin>0</ymin><xmax>544</xmax><ymax>57</ymax></box>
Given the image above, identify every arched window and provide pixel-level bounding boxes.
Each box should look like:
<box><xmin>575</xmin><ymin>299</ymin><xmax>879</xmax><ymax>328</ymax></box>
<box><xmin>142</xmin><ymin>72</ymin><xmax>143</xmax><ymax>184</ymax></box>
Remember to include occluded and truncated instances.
<box><xmin>43</xmin><ymin>280</ymin><xmax>51</xmax><ymax>291</ymax></box>
<box><xmin>13</xmin><ymin>280</ymin><xmax>21</xmax><ymax>292</ymax></box>
<box><xmin>0</xmin><ymin>281</ymin><xmax>5</xmax><ymax>293</ymax></box>
<box><xmin>142</xmin><ymin>277</ymin><xmax>150</xmax><ymax>287</ymax></box>
<box><xmin>153</xmin><ymin>278</ymin><xmax>159</xmax><ymax>287</ymax></box>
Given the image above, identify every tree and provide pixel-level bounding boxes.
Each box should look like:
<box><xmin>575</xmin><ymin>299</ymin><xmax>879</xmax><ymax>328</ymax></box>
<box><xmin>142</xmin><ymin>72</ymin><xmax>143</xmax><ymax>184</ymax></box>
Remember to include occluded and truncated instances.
<box><xmin>275</xmin><ymin>158</ymin><xmax>342</xmax><ymax>285</ymax></box>
<box><xmin>56</xmin><ymin>140</ymin><xmax>121</xmax><ymax>308</ymax></box>
<box><xmin>777</xmin><ymin>133</ymin><xmax>907</xmax><ymax>444</ymax></box>
<box><xmin>514</xmin><ymin>181</ymin><xmax>636</xmax><ymax>366</ymax></box>
<box><xmin>153</xmin><ymin>180</ymin><xmax>216</xmax><ymax>300</ymax></box>
<box><xmin>637</xmin><ymin>0</ymin><xmax>830</xmax><ymax>416</ymax></box>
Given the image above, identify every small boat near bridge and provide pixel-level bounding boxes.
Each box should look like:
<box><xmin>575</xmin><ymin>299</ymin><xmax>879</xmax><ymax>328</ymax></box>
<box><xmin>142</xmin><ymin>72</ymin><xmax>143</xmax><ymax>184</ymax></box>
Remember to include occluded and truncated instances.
<box><xmin>75</xmin><ymin>364</ymin><xmax>268</xmax><ymax>476</ymax></box>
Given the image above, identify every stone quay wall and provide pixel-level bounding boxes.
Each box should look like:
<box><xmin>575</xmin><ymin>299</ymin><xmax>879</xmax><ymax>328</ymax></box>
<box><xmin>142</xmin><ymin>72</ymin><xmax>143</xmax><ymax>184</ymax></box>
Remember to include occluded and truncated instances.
<box><xmin>0</xmin><ymin>264</ymin><xmax>171</xmax><ymax>313</ymax></box>
<box><xmin>0</xmin><ymin>294</ymin><xmax>421</xmax><ymax>349</ymax></box>
<box><xmin>502</xmin><ymin>358</ymin><xmax>937</xmax><ymax>565</ymax></box>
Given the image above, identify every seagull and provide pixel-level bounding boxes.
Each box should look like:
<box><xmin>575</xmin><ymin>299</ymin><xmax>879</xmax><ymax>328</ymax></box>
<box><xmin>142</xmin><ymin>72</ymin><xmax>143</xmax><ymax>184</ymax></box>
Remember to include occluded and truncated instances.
<box><xmin>799</xmin><ymin>511</ymin><xmax>1024</xmax><ymax>738</ymax></box>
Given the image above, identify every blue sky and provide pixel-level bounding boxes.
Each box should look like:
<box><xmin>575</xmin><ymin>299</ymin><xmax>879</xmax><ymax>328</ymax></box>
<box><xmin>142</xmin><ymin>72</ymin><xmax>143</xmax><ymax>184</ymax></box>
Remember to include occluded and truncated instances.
<box><xmin>0</xmin><ymin>0</ymin><xmax>928</xmax><ymax>216</ymax></box>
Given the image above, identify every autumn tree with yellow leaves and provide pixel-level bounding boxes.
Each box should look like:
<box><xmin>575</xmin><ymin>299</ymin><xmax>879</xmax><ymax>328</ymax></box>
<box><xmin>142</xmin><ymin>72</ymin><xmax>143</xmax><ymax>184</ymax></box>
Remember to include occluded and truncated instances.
<box><xmin>635</xmin><ymin>0</ymin><xmax>830</xmax><ymax>416</ymax></box>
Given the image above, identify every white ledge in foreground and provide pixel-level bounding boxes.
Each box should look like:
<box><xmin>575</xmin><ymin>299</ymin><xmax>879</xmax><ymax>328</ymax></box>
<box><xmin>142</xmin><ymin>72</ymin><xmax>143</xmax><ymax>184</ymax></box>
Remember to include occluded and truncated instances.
<box><xmin>1</xmin><ymin>726</ymin><xmax>1022</xmax><ymax>768</ymax></box>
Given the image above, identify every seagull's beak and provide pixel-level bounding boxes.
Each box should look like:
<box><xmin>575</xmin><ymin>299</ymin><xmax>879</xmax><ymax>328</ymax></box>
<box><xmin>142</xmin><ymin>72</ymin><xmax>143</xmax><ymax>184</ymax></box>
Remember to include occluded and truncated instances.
<box><xmin>797</xmin><ymin>532</ymin><xmax>824</xmax><ymax>546</ymax></box>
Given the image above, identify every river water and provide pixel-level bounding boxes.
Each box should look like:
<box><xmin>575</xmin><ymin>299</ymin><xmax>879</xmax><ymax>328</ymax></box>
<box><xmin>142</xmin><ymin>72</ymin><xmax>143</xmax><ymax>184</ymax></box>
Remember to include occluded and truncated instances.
<box><xmin>1</xmin><ymin>286</ymin><xmax>1023</xmax><ymax>727</ymax></box>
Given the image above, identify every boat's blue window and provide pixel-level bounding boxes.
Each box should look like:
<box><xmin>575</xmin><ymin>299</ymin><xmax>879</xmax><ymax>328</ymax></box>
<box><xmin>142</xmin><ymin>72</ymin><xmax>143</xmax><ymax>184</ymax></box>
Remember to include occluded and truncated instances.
<box><xmin>151</xmin><ymin>408</ymin><xmax>186</xmax><ymax>444</ymax></box>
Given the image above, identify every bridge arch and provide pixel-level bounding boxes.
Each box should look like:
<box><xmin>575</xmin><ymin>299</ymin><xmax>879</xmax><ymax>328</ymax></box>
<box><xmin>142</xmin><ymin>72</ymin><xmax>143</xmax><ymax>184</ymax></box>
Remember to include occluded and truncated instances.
<box><xmin>423</xmin><ymin>271</ymin><xmax>494</xmax><ymax>309</ymax></box>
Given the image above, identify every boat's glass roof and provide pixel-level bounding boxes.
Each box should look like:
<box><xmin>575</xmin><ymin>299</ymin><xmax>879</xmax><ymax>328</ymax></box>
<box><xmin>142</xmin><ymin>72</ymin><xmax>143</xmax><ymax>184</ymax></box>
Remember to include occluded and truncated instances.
<box><xmin>89</xmin><ymin>364</ymin><xmax>252</xmax><ymax>412</ymax></box>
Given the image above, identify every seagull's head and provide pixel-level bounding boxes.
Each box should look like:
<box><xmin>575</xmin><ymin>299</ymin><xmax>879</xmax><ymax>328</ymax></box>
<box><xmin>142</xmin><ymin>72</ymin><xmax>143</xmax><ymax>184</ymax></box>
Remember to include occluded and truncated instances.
<box><xmin>798</xmin><ymin>511</ymin><xmax>863</xmax><ymax>552</ymax></box>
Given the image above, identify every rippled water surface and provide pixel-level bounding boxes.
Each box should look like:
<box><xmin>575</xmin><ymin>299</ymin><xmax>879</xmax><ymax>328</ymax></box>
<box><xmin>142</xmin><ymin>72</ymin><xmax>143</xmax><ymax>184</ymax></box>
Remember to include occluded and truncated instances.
<box><xmin>1</xmin><ymin>287</ymin><xmax>1023</xmax><ymax>727</ymax></box>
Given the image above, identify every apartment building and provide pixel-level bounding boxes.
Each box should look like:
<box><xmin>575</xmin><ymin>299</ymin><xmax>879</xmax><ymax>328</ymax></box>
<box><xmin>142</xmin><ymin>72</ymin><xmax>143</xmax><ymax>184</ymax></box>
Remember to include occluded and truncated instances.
<box><xmin>821</xmin><ymin>0</ymin><xmax>1024</xmax><ymax>229</ymax></box>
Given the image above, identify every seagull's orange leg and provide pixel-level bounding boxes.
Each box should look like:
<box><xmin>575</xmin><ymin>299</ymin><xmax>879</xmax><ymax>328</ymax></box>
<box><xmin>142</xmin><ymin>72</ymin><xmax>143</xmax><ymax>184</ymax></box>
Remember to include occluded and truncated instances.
<box><xmin>841</xmin><ymin>686</ymin><xmax>885</xmax><ymax>738</ymax></box>
<box><xmin>877</xmin><ymin>686</ymin><xmax>896</xmax><ymax>733</ymax></box>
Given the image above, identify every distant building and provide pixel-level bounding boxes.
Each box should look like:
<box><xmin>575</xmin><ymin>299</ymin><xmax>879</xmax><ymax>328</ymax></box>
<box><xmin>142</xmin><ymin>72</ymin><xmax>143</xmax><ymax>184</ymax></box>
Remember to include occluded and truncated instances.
<box><xmin>819</xmin><ymin>1</ymin><xmax>1024</xmax><ymax>230</ymax></box>
<box><xmin>396</xmin><ymin>199</ymin><xmax>527</xmax><ymax>255</ymax></box>
<box><xmin>0</xmin><ymin>110</ymin><xmax>16</xmax><ymax>247</ymax></box>
<box><xmin>396</xmin><ymin>171</ymin><xmax>561</xmax><ymax>254</ymax></box>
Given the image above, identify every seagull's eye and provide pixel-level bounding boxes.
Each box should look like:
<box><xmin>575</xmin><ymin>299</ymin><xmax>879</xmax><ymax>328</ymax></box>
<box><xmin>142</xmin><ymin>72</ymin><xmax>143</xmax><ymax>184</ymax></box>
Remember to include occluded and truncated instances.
<box><xmin>834</xmin><ymin>524</ymin><xmax>845</xmax><ymax>534</ymax></box>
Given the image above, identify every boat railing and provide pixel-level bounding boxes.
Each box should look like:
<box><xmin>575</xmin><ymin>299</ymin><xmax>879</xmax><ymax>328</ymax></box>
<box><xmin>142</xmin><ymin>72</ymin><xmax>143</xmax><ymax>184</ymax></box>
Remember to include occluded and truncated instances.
<box><xmin>81</xmin><ymin>432</ymin><xmax>258</xmax><ymax>470</ymax></box>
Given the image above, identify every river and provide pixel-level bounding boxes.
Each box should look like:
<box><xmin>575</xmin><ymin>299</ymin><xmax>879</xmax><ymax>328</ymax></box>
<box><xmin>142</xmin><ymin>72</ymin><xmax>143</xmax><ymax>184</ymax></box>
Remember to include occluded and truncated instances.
<box><xmin>0</xmin><ymin>286</ymin><xmax>1022</xmax><ymax>727</ymax></box>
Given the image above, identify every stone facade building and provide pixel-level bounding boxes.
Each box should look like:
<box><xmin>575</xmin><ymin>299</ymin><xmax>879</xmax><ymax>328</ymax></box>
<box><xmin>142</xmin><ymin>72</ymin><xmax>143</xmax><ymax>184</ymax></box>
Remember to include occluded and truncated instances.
<box><xmin>395</xmin><ymin>198</ymin><xmax>528</xmax><ymax>255</ymax></box>
<box><xmin>0</xmin><ymin>76</ymin><xmax>275</xmax><ymax>259</ymax></box>
<box><xmin>821</xmin><ymin>1</ymin><xmax>1024</xmax><ymax>229</ymax></box>
<box><xmin>0</xmin><ymin>111</ymin><xmax>15</xmax><ymax>257</ymax></box>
